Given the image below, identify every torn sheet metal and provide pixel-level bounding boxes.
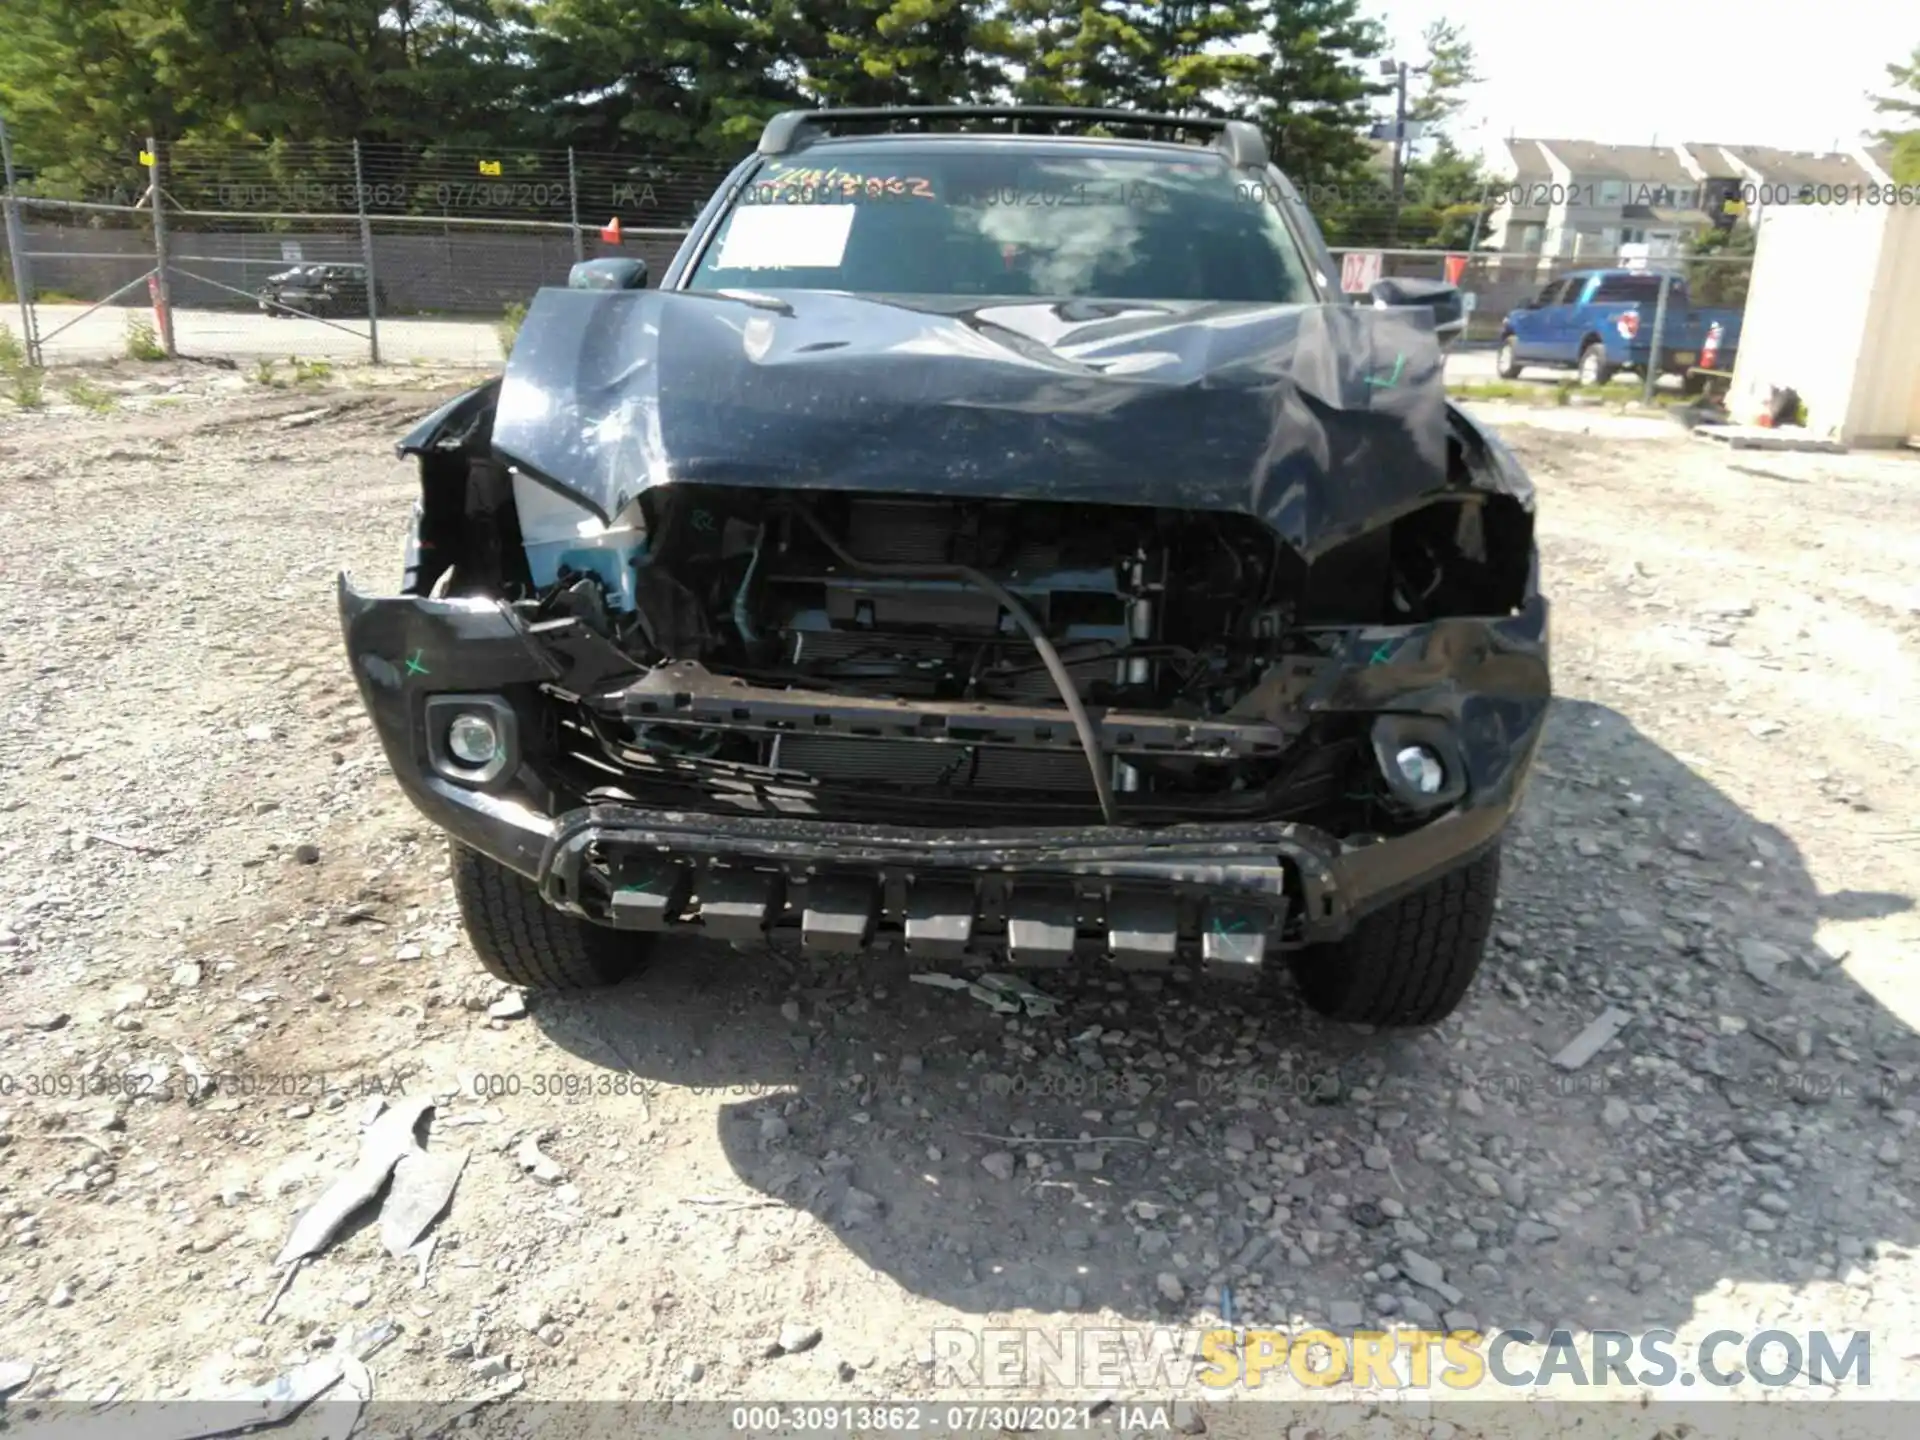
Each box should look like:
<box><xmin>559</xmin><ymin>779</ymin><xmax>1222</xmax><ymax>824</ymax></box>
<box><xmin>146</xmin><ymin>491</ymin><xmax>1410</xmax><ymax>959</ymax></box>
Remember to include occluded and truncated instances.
<box><xmin>274</xmin><ymin>1097</ymin><xmax>433</xmax><ymax>1267</ymax></box>
<box><xmin>910</xmin><ymin>970</ymin><xmax>1060</xmax><ymax>1017</ymax></box>
<box><xmin>486</xmin><ymin>288</ymin><xmax>1487</xmax><ymax>558</ymax></box>
<box><xmin>975</xmin><ymin>973</ymin><xmax>1061</xmax><ymax>1017</ymax></box>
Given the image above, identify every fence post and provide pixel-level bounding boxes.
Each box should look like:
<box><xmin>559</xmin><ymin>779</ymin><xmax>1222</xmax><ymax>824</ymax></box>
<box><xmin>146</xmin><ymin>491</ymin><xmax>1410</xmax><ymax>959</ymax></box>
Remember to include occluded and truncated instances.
<box><xmin>352</xmin><ymin>139</ymin><xmax>381</xmax><ymax>364</ymax></box>
<box><xmin>0</xmin><ymin>114</ymin><xmax>40</xmax><ymax>366</ymax></box>
<box><xmin>146</xmin><ymin>134</ymin><xmax>177</xmax><ymax>356</ymax></box>
<box><xmin>1643</xmin><ymin>268</ymin><xmax>1672</xmax><ymax>405</ymax></box>
<box><xmin>567</xmin><ymin>147</ymin><xmax>585</xmax><ymax>263</ymax></box>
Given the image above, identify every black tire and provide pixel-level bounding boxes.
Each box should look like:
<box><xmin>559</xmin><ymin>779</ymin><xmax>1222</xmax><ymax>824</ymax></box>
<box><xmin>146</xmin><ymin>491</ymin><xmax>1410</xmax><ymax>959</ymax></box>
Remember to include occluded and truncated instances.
<box><xmin>1288</xmin><ymin>846</ymin><xmax>1501</xmax><ymax>1026</ymax></box>
<box><xmin>1577</xmin><ymin>341</ymin><xmax>1614</xmax><ymax>387</ymax></box>
<box><xmin>1494</xmin><ymin>335</ymin><xmax>1522</xmax><ymax>380</ymax></box>
<box><xmin>450</xmin><ymin>842</ymin><xmax>649</xmax><ymax>990</ymax></box>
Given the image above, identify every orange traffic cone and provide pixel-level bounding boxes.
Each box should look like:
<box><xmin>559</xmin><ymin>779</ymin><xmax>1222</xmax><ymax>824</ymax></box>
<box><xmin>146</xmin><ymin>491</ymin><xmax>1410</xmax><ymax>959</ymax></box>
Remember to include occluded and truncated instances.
<box><xmin>601</xmin><ymin>217</ymin><xmax>623</xmax><ymax>245</ymax></box>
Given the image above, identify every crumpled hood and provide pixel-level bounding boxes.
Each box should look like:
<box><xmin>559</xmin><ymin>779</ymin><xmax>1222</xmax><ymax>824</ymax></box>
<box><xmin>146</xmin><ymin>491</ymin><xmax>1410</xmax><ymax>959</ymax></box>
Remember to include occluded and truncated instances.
<box><xmin>487</xmin><ymin>286</ymin><xmax>1469</xmax><ymax>558</ymax></box>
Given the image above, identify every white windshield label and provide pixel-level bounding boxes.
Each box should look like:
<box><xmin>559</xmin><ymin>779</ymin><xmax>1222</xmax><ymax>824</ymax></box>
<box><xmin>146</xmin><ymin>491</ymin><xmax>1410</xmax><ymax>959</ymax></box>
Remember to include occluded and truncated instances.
<box><xmin>715</xmin><ymin>204</ymin><xmax>857</xmax><ymax>270</ymax></box>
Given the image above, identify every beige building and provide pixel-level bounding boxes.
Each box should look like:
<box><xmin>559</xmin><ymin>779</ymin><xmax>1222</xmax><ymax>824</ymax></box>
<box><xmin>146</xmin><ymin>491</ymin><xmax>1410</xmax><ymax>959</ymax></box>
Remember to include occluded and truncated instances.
<box><xmin>1482</xmin><ymin>138</ymin><xmax>1897</xmax><ymax>263</ymax></box>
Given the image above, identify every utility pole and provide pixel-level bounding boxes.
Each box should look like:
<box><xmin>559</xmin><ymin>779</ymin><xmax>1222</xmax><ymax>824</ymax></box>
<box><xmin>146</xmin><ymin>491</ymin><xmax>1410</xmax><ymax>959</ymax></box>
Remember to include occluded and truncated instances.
<box><xmin>1389</xmin><ymin>61</ymin><xmax>1409</xmax><ymax>246</ymax></box>
<box><xmin>1381</xmin><ymin>57</ymin><xmax>1431</xmax><ymax>246</ymax></box>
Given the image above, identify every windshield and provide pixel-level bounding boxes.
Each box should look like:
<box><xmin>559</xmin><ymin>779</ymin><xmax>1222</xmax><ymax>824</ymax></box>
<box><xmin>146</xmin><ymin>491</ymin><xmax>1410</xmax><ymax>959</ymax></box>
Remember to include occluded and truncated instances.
<box><xmin>686</xmin><ymin>140</ymin><xmax>1316</xmax><ymax>304</ymax></box>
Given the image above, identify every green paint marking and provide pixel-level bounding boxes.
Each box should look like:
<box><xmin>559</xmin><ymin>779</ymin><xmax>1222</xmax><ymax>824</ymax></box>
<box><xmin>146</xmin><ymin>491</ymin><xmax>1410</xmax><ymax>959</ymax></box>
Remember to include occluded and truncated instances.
<box><xmin>1369</xmin><ymin>640</ymin><xmax>1396</xmax><ymax>666</ymax></box>
<box><xmin>1364</xmin><ymin>353</ymin><xmax>1407</xmax><ymax>389</ymax></box>
<box><xmin>404</xmin><ymin>649</ymin><xmax>430</xmax><ymax>677</ymax></box>
<box><xmin>1212</xmin><ymin>915</ymin><xmax>1251</xmax><ymax>935</ymax></box>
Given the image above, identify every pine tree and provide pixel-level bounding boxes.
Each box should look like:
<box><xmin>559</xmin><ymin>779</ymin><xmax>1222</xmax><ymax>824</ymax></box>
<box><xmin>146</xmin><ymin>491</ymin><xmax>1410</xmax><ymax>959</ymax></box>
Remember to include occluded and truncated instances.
<box><xmin>1872</xmin><ymin>43</ymin><xmax>1920</xmax><ymax>183</ymax></box>
<box><xmin>1238</xmin><ymin>0</ymin><xmax>1389</xmax><ymax>197</ymax></box>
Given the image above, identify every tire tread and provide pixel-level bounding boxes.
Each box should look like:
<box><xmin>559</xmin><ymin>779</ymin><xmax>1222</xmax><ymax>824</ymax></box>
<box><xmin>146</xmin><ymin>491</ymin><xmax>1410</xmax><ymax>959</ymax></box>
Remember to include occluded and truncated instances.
<box><xmin>449</xmin><ymin>843</ymin><xmax>641</xmax><ymax>990</ymax></box>
<box><xmin>1291</xmin><ymin>847</ymin><xmax>1500</xmax><ymax>1026</ymax></box>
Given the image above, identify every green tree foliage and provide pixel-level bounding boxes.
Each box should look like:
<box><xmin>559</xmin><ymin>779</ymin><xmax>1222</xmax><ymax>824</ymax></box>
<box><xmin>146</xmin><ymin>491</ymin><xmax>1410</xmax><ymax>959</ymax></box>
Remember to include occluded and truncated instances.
<box><xmin>0</xmin><ymin>0</ymin><xmax>1425</xmax><ymax>218</ymax></box>
<box><xmin>994</xmin><ymin>0</ymin><xmax>1151</xmax><ymax>108</ymax></box>
<box><xmin>0</xmin><ymin>1</ymin><xmax>209</xmax><ymax>188</ymax></box>
<box><xmin>773</xmin><ymin>0</ymin><xmax>1007</xmax><ymax>109</ymax></box>
<box><xmin>1684</xmin><ymin>221</ymin><xmax>1757</xmax><ymax>307</ymax></box>
<box><xmin>0</xmin><ymin>0</ymin><xmax>526</xmax><ymax>190</ymax></box>
<box><xmin>1404</xmin><ymin>17</ymin><xmax>1476</xmax><ymax>131</ymax></box>
<box><xmin>1398</xmin><ymin>137</ymin><xmax>1487</xmax><ymax>249</ymax></box>
<box><xmin>1393</xmin><ymin>17</ymin><xmax>1492</xmax><ymax>250</ymax></box>
<box><xmin>1871</xmin><ymin>43</ymin><xmax>1920</xmax><ymax>183</ymax></box>
<box><xmin>504</xmin><ymin>0</ymin><xmax>796</xmax><ymax>152</ymax></box>
<box><xmin>1240</xmin><ymin>0</ymin><xmax>1388</xmax><ymax>203</ymax></box>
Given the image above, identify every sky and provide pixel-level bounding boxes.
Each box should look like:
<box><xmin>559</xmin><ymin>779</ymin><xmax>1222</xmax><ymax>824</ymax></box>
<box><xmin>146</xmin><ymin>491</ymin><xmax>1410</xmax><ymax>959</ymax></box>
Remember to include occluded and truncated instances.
<box><xmin>1375</xmin><ymin>0</ymin><xmax>1913</xmax><ymax>159</ymax></box>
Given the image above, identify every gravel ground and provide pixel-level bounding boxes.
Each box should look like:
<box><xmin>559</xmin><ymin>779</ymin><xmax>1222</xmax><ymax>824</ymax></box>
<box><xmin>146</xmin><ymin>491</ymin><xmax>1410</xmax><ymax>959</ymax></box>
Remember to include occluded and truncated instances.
<box><xmin>1</xmin><ymin>364</ymin><xmax>1919</xmax><ymax>1436</ymax></box>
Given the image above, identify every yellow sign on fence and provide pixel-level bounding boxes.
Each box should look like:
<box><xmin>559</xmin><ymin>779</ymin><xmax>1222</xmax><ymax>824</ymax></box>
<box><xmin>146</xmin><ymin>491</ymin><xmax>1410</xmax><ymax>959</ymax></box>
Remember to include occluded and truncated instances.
<box><xmin>478</xmin><ymin>159</ymin><xmax>502</xmax><ymax>176</ymax></box>
<box><xmin>138</xmin><ymin>150</ymin><xmax>154</xmax><ymax>167</ymax></box>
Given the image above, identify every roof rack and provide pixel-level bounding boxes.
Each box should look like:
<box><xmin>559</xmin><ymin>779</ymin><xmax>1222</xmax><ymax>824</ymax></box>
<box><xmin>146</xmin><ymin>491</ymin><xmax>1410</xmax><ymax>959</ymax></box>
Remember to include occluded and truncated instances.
<box><xmin>756</xmin><ymin>106</ymin><xmax>1269</xmax><ymax>170</ymax></box>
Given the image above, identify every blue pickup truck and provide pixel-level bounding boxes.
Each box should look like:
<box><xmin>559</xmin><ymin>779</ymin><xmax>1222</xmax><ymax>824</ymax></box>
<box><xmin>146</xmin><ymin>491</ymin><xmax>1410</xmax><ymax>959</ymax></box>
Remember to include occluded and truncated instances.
<box><xmin>1496</xmin><ymin>268</ymin><xmax>1742</xmax><ymax>389</ymax></box>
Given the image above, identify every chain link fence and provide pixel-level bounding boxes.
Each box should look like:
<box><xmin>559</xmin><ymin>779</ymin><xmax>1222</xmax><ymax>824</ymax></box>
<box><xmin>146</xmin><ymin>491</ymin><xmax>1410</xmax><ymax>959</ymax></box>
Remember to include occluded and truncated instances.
<box><xmin>0</xmin><ymin>132</ymin><xmax>703</xmax><ymax>366</ymax></box>
<box><xmin>0</xmin><ymin>126</ymin><xmax>1754</xmax><ymax>374</ymax></box>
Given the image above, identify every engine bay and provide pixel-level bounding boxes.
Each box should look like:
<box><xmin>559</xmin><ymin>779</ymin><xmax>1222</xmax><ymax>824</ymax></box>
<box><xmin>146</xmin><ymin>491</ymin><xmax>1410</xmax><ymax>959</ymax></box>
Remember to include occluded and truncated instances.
<box><xmin>404</xmin><ymin>475</ymin><xmax>1517</xmax><ymax>831</ymax></box>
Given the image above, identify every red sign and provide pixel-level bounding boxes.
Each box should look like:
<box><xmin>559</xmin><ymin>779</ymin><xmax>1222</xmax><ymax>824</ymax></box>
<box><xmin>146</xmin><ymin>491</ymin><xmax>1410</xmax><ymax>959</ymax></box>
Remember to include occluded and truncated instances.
<box><xmin>1339</xmin><ymin>251</ymin><xmax>1383</xmax><ymax>294</ymax></box>
<box><xmin>146</xmin><ymin>272</ymin><xmax>169</xmax><ymax>336</ymax></box>
<box><xmin>600</xmin><ymin>216</ymin><xmax>623</xmax><ymax>245</ymax></box>
<box><xmin>1444</xmin><ymin>253</ymin><xmax>1468</xmax><ymax>286</ymax></box>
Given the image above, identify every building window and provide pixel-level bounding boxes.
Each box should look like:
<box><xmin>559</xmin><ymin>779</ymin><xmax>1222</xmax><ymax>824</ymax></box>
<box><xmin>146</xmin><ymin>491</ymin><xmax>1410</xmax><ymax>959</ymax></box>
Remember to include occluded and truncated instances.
<box><xmin>1598</xmin><ymin>180</ymin><xmax>1626</xmax><ymax>206</ymax></box>
<box><xmin>1622</xmin><ymin>227</ymin><xmax>1646</xmax><ymax>244</ymax></box>
<box><xmin>1675</xmin><ymin>187</ymin><xmax>1696</xmax><ymax>208</ymax></box>
<box><xmin>1517</xmin><ymin>223</ymin><xmax>1544</xmax><ymax>253</ymax></box>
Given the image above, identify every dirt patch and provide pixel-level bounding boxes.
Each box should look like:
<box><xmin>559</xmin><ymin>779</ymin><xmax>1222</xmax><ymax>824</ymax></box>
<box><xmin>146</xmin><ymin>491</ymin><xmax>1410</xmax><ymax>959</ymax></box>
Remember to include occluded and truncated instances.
<box><xmin>1</xmin><ymin>382</ymin><xmax>1918</xmax><ymax>1428</ymax></box>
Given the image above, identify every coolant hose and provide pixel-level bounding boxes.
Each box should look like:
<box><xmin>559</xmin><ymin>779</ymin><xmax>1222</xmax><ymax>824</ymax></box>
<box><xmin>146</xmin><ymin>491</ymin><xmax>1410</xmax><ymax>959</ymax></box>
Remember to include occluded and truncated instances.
<box><xmin>733</xmin><ymin>523</ymin><xmax>765</xmax><ymax>645</ymax></box>
<box><xmin>775</xmin><ymin>505</ymin><xmax>1120</xmax><ymax>826</ymax></box>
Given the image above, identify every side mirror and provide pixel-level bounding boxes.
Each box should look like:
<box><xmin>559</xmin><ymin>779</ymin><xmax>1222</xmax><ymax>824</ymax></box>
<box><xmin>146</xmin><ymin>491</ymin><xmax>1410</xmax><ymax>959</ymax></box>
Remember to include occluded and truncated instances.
<box><xmin>568</xmin><ymin>257</ymin><xmax>649</xmax><ymax>291</ymax></box>
<box><xmin>1369</xmin><ymin>276</ymin><xmax>1465</xmax><ymax>344</ymax></box>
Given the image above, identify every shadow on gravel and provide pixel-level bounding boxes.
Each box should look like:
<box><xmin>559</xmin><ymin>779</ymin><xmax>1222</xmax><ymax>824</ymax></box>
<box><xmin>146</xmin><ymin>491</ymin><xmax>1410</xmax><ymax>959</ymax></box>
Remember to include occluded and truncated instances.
<box><xmin>530</xmin><ymin>697</ymin><xmax>1920</xmax><ymax>1342</ymax></box>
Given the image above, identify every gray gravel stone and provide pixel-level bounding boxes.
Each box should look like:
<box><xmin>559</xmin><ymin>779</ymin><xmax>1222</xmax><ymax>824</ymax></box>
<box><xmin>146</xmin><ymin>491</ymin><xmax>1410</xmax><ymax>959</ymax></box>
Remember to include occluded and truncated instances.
<box><xmin>777</xmin><ymin>1322</ymin><xmax>822</xmax><ymax>1355</ymax></box>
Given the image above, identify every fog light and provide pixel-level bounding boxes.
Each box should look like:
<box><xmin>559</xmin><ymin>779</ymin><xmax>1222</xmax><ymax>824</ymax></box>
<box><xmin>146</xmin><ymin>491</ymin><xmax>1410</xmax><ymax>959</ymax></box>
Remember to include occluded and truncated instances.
<box><xmin>1393</xmin><ymin>744</ymin><xmax>1445</xmax><ymax>796</ymax></box>
<box><xmin>447</xmin><ymin>712</ymin><xmax>500</xmax><ymax>767</ymax></box>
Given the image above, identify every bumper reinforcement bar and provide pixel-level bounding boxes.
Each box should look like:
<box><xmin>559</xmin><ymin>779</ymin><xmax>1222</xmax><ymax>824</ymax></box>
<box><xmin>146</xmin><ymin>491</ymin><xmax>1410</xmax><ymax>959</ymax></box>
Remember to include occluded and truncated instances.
<box><xmin>555</xmin><ymin>843</ymin><xmax>1289</xmax><ymax>979</ymax></box>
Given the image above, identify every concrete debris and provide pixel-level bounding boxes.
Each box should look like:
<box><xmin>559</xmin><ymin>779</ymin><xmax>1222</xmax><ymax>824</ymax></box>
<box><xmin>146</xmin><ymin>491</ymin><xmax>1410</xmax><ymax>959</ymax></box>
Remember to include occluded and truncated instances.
<box><xmin>440</xmin><ymin>1106</ymin><xmax>505</xmax><ymax>1128</ymax></box>
<box><xmin>380</xmin><ymin>1146</ymin><xmax>468</xmax><ymax>1259</ymax></box>
<box><xmin>515</xmin><ymin>1135</ymin><xmax>566</xmax><ymax>1184</ymax></box>
<box><xmin>775</xmin><ymin>1322</ymin><xmax>822</xmax><ymax>1355</ymax></box>
<box><xmin>1549</xmin><ymin>1007</ymin><xmax>1634</xmax><ymax>1071</ymax></box>
<box><xmin>487</xmin><ymin>993</ymin><xmax>528</xmax><ymax>1021</ymax></box>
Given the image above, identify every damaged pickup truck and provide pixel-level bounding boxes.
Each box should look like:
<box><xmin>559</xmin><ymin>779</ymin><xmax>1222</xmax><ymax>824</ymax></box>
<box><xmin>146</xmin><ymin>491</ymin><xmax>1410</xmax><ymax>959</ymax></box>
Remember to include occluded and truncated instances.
<box><xmin>339</xmin><ymin>106</ymin><xmax>1550</xmax><ymax>1026</ymax></box>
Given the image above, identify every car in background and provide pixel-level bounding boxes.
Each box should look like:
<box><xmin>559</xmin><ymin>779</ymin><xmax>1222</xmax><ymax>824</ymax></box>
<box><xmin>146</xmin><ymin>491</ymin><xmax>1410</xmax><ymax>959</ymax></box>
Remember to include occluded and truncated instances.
<box><xmin>259</xmin><ymin>263</ymin><xmax>385</xmax><ymax>318</ymax></box>
<box><xmin>1497</xmin><ymin>268</ymin><xmax>1742</xmax><ymax>389</ymax></box>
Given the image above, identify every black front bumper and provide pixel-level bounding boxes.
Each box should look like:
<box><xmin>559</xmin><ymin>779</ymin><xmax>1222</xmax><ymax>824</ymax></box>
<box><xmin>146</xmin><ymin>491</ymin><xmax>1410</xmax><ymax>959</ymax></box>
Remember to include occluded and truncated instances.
<box><xmin>339</xmin><ymin>574</ymin><xmax>1549</xmax><ymax>970</ymax></box>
